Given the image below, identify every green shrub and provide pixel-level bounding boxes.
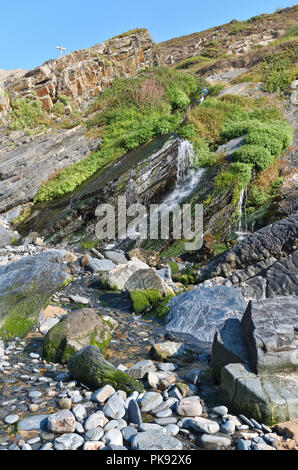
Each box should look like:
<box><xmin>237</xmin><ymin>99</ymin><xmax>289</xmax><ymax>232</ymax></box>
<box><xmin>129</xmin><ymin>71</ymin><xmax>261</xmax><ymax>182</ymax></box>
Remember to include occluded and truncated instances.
<box><xmin>261</xmin><ymin>48</ymin><xmax>298</xmax><ymax>92</ymax></box>
<box><xmin>208</xmin><ymin>84</ymin><xmax>225</xmax><ymax>96</ymax></box>
<box><xmin>244</xmin><ymin>131</ymin><xmax>283</xmax><ymax>157</ymax></box>
<box><xmin>232</xmin><ymin>144</ymin><xmax>275</xmax><ymax>171</ymax></box>
<box><xmin>166</xmin><ymin>86</ymin><xmax>190</xmax><ymax>108</ymax></box>
<box><xmin>52</xmin><ymin>101</ymin><xmax>65</xmax><ymax>117</ymax></box>
<box><xmin>214</xmin><ymin>162</ymin><xmax>253</xmax><ymax>202</ymax></box>
<box><xmin>9</xmin><ymin>98</ymin><xmax>47</xmax><ymax>132</ymax></box>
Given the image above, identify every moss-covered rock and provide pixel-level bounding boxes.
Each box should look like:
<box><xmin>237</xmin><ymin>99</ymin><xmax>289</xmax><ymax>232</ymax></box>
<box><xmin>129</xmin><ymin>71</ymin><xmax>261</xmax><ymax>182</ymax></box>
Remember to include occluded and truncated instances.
<box><xmin>67</xmin><ymin>345</ymin><xmax>144</xmax><ymax>393</ymax></box>
<box><xmin>129</xmin><ymin>290</ymin><xmax>164</xmax><ymax>314</ymax></box>
<box><xmin>129</xmin><ymin>289</ymin><xmax>174</xmax><ymax>317</ymax></box>
<box><xmin>0</xmin><ymin>250</ymin><xmax>72</xmax><ymax>340</ymax></box>
<box><xmin>43</xmin><ymin>308</ymin><xmax>116</xmax><ymax>364</ymax></box>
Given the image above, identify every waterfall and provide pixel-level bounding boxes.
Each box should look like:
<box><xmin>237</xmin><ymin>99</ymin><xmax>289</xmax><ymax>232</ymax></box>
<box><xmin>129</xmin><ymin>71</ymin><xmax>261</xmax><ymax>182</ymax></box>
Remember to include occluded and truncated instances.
<box><xmin>238</xmin><ymin>188</ymin><xmax>245</xmax><ymax>232</ymax></box>
<box><xmin>235</xmin><ymin>187</ymin><xmax>249</xmax><ymax>241</ymax></box>
<box><xmin>107</xmin><ymin>139</ymin><xmax>206</xmax><ymax>248</ymax></box>
<box><xmin>176</xmin><ymin>140</ymin><xmax>196</xmax><ymax>183</ymax></box>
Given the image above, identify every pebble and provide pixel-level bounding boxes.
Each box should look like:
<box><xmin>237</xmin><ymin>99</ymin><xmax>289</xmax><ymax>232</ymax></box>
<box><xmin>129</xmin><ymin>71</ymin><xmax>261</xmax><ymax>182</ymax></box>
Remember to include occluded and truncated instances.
<box><xmin>221</xmin><ymin>420</ymin><xmax>236</xmax><ymax>434</ymax></box>
<box><xmin>105</xmin><ymin>429</ymin><xmax>123</xmax><ymax>446</ymax></box>
<box><xmin>128</xmin><ymin>399</ymin><xmax>142</xmax><ymax>426</ymax></box>
<box><xmin>72</xmin><ymin>404</ymin><xmax>87</xmax><ymax>422</ymax></box>
<box><xmin>165</xmin><ymin>424</ymin><xmax>180</xmax><ymax>436</ymax></box>
<box><xmin>131</xmin><ymin>430</ymin><xmax>183</xmax><ymax>451</ymax></box>
<box><xmin>177</xmin><ymin>396</ymin><xmax>202</xmax><ymax>417</ymax></box>
<box><xmin>83</xmin><ymin>441</ymin><xmax>104</xmax><ymax>450</ymax></box>
<box><xmin>59</xmin><ymin>398</ymin><xmax>72</xmax><ymax>410</ymax></box>
<box><xmin>54</xmin><ymin>433</ymin><xmax>84</xmax><ymax>450</ymax></box>
<box><xmin>197</xmin><ymin>434</ymin><xmax>232</xmax><ymax>450</ymax></box>
<box><xmin>91</xmin><ymin>385</ymin><xmax>115</xmax><ymax>403</ymax></box>
<box><xmin>84</xmin><ymin>411</ymin><xmax>107</xmax><ymax>431</ymax></box>
<box><xmin>47</xmin><ymin>410</ymin><xmax>76</xmax><ymax>433</ymax></box>
<box><xmin>237</xmin><ymin>438</ymin><xmax>251</xmax><ymax>450</ymax></box>
<box><xmin>157</xmin><ymin>363</ymin><xmax>178</xmax><ymax>372</ymax></box>
<box><xmin>141</xmin><ymin>392</ymin><xmax>163</xmax><ymax>413</ymax></box>
<box><xmin>4</xmin><ymin>414</ymin><xmax>19</xmax><ymax>424</ymax></box>
<box><xmin>84</xmin><ymin>428</ymin><xmax>104</xmax><ymax>441</ymax></box>
<box><xmin>121</xmin><ymin>426</ymin><xmax>138</xmax><ymax>442</ymax></box>
<box><xmin>103</xmin><ymin>394</ymin><xmax>126</xmax><ymax>420</ymax></box>
<box><xmin>213</xmin><ymin>405</ymin><xmax>228</xmax><ymax>416</ymax></box>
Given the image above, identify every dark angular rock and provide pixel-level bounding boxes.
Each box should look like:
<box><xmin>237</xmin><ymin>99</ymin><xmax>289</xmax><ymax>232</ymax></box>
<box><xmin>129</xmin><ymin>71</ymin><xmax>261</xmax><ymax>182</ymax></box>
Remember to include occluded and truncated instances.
<box><xmin>241</xmin><ymin>296</ymin><xmax>298</xmax><ymax>374</ymax></box>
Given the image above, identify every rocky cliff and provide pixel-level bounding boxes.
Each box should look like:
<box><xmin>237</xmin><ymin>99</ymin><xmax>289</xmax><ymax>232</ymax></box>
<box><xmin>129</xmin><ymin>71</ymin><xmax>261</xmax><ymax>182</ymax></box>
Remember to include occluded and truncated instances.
<box><xmin>0</xmin><ymin>29</ymin><xmax>159</xmax><ymax>124</ymax></box>
<box><xmin>158</xmin><ymin>5</ymin><xmax>298</xmax><ymax>65</ymax></box>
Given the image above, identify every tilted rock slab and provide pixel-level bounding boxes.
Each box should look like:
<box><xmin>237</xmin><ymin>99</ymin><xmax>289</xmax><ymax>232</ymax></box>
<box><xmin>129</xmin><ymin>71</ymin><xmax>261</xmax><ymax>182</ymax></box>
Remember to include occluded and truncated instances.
<box><xmin>241</xmin><ymin>250</ymin><xmax>298</xmax><ymax>299</ymax></box>
<box><xmin>0</xmin><ymin>126</ymin><xmax>100</xmax><ymax>214</ymax></box>
<box><xmin>0</xmin><ymin>250</ymin><xmax>72</xmax><ymax>339</ymax></box>
<box><xmin>196</xmin><ymin>213</ymin><xmax>298</xmax><ymax>281</ymax></box>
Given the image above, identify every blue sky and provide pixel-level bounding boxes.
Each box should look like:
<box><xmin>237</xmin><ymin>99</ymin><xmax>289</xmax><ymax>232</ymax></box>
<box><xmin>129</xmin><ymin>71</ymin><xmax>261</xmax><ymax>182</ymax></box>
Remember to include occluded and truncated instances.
<box><xmin>1</xmin><ymin>0</ymin><xmax>296</xmax><ymax>70</ymax></box>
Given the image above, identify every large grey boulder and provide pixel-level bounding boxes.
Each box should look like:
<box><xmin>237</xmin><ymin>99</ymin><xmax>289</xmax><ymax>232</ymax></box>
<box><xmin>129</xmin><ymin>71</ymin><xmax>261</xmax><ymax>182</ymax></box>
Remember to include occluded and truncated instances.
<box><xmin>125</xmin><ymin>268</ymin><xmax>174</xmax><ymax>296</ymax></box>
<box><xmin>104</xmin><ymin>251</ymin><xmax>128</xmax><ymax>265</ymax></box>
<box><xmin>220</xmin><ymin>363</ymin><xmax>298</xmax><ymax>425</ymax></box>
<box><xmin>165</xmin><ymin>285</ymin><xmax>247</xmax><ymax>347</ymax></box>
<box><xmin>87</xmin><ymin>258</ymin><xmax>115</xmax><ymax>274</ymax></box>
<box><xmin>0</xmin><ymin>250</ymin><xmax>72</xmax><ymax>340</ymax></box>
<box><xmin>67</xmin><ymin>346</ymin><xmax>144</xmax><ymax>394</ymax></box>
<box><xmin>241</xmin><ymin>296</ymin><xmax>298</xmax><ymax>374</ymax></box>
<box><xmin>42</xmin><ymin>308</ymin><xmax>117</xmax><ymax>364</ymax></box>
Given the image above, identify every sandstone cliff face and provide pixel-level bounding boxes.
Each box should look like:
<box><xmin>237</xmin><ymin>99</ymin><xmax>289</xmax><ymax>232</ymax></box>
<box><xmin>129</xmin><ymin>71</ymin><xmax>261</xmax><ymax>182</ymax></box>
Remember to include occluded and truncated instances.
<box><xmin>0</xmin><ymin>29</ymin><xmax>159</xmax><ymax>121</ymax></box>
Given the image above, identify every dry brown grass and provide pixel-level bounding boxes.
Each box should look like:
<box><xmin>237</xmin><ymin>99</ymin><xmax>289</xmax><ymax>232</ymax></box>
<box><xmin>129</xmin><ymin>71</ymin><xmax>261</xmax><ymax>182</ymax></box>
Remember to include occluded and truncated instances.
<box><xmin>256</xmin><ymin>158</ymin><xmax>285</xmax><ymax>189</ymax></box>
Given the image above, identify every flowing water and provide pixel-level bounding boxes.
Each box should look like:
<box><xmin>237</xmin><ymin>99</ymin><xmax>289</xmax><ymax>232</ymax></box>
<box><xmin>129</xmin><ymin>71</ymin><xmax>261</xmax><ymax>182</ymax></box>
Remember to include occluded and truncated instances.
<box><xmin>235</xmin><ymin>187</ymin><xmax>249</xmax><ymax>241</ymax></box>
<box><xmin>120</xmin><ymin>139</ymin><xmax>206</xmax><ymax>243</ymax></box>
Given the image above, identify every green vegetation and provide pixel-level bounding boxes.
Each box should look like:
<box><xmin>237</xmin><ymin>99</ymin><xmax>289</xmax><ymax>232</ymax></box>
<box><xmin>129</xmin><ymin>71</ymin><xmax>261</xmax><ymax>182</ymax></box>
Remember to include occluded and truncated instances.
<box><xmin>214</xmin><ymin>162</ymin><xmax>253</xmax><ymax>203</ymax></box>
<box><xmin>232</xmin><ymin>145</ymin><xmax>274</xmax><ymax>171</ymax></box>
<box><xmin>0</xmin><ymin>312</ymin><xmax>35</xmax><ymax>340</ymax></box>
<box><xmin>9</xmin><ymin>97</ymin><xmax>48</xmax><ymax>133</ymax></box>
<box><xmin>200</xmin><ymin>41</ymin><xmax>225</xmax><ymax>59</ymax></box>
<box><xmin>168</xmin><ymin>261</ymin><xmax>179</xmax><ymax>274</ymax></box>
<box><xmin>149</xmin><ymin>296</ymin><xmax>172</xmax><ymax>321</ymax></box>
<box><xmin>129</xmin><ymin>289</ymin><xmax>165</xmax><ymax>314</ymax></box>
<box><xmin>212</xmin><ymin>242</ymin><xmax>227</xmax><ymax>255</ymax></box>
<box><xmin>34</xmin><ymin>67</ymin><xmax>202</xmax><ymax>203</ymax></box>
<box><xmin>233</xmin><ymin>45</ymin><xmax>298</xmax><ymax>93</ymax></box>
<box><xmin>111</xmin><ymin>28</ymin><xmax>147</xmax><ymax>40</ymax></box>
<box><xmin>79</xmin><ymin>238</ymin><xmax>100</xmax><ymax>250</ymax></box>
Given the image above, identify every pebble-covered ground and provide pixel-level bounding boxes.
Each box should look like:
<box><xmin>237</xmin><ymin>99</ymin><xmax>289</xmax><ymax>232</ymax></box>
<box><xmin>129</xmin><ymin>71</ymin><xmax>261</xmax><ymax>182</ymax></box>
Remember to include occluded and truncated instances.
<box><xmin>0</xmin><ymin>245</ymin><xmax>292</xmax><ymax>451</ymax></box>
<box><xmin>0</xmin><ymin>330</ymin><xmax>285</xmax><ymax>451</ymax></box>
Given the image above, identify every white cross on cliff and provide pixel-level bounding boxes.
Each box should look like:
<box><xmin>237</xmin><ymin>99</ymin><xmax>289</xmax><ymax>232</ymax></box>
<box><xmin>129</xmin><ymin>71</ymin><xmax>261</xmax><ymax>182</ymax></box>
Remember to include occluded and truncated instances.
<box><xmin>56</xmin><ymin>45</ymin><xmax>66</xmax><ymax>58</ymax></box>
